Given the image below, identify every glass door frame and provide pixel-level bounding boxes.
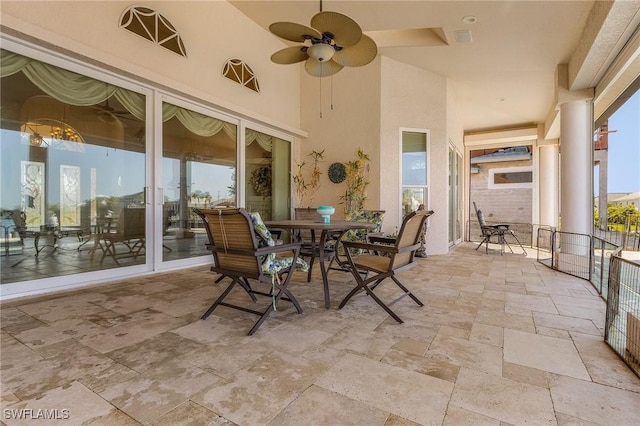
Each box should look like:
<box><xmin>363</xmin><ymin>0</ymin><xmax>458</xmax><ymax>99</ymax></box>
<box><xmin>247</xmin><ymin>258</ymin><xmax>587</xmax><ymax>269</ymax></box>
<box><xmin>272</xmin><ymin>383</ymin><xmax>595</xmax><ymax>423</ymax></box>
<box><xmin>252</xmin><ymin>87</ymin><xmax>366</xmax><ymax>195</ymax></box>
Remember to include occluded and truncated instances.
<box><xmin>448</xmin><ymin>142</ymin><xmax>463</xmax><ymax>246</ymax></box>
<box><xmin>153</xmin><ymin>92</ymin><xmax>241</xmax><ymax>271</ymax></box>
<box><xmin>0</xmin><ymin>37</ymin><xmax>155</xmax><ymax>298</ymax></box>
<box><xmin>241</xmin><ymin>121</ymin><xmax>297</xmax><ymax>221</ymax></box>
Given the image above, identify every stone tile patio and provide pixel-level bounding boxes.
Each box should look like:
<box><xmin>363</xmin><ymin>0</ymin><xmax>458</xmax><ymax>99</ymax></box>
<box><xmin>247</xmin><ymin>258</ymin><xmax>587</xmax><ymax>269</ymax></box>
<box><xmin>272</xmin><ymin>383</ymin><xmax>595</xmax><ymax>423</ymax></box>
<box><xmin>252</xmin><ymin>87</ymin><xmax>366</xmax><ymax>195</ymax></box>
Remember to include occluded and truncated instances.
<box><xmin>1</xmin><ymin>243</ymin><xmax>639</xmax><ymax>425</ymax></box>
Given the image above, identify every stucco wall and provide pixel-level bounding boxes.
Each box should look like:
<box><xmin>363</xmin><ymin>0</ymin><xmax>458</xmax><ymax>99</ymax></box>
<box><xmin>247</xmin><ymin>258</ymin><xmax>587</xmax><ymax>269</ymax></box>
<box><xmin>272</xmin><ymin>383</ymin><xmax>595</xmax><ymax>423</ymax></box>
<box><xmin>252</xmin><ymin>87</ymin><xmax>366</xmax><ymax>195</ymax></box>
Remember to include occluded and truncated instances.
<box><xmin>380</xmin><ymin>57</ymin><xmax>449</xmax><ymax>255</ymax></box>
<box><xmin>299</xmin><ymin>56</ymin><xmax>382</xmax><ymax>218</ymax></box>
<box><xmin>0</xmin><ymin>1</ymin><xmax>302</xmax><ymax>131</ymax></box>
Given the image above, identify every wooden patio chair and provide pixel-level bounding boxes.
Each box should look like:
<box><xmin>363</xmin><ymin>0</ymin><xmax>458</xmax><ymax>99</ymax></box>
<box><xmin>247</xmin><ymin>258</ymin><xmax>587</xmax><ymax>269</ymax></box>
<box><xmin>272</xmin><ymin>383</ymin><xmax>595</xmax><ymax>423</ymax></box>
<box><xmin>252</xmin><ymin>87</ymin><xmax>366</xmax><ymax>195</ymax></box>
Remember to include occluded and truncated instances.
<box><xmin>338</xmin><ymin>209</ymin><xmax>431</xmax><ymax>323</ymax></box>
<box><xmin>194</xmin><ymin>208</ymin><xmax>308</xmax><ymax>335</ymax></box>
<box><xmin>99</xmin><ymin>207</ymin><xmax>146</xmax><ymax>265</ymax></box>
<box><xmin>473</xmin><ymin>202</ymin><xmax>527</xmax><ymax>255</ymax></box>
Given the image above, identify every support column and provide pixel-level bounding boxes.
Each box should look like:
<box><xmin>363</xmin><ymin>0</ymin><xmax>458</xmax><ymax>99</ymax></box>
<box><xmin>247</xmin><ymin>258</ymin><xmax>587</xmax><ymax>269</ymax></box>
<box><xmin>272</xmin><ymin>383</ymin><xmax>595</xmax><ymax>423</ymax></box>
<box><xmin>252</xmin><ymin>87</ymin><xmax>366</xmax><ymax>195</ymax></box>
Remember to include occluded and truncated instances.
<box><xmin>539</xmin><ymin>143</ymin><xmax>559</xmax><ymax>229</ymax></box>
<box><xmin>560</xmin><ymin>99</ymin><xmax>593</xmax><ymax>235</ymax></box>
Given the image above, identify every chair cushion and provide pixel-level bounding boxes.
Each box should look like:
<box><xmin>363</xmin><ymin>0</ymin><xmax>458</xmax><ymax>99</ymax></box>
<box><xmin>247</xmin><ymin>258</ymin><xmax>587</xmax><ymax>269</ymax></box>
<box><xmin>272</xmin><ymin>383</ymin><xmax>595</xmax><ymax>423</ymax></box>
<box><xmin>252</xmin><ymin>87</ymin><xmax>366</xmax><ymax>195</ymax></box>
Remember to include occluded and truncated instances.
<box><xmin>335</xmin><ymin>210</ymin><xmax>386</xmax><ymax>255</ymax></box>
<box><xmin>249</xmin><ymin>212</ymin><xmax>308</xmax><ymax>274</ymax></box>
<box><xmin>476</xmin><ymin>210</ymin><xmax>487</xmax><ymax>227</ymax></box>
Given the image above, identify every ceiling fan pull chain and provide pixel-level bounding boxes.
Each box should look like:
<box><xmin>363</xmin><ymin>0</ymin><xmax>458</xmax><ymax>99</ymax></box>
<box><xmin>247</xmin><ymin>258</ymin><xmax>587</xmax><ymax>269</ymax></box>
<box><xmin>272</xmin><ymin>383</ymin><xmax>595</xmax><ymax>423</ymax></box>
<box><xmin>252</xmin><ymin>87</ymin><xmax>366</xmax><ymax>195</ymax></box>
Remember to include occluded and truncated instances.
<box><xmin>319</xmin><ymin>76</ymin><xmax>323</xmax><ymax>118</ymax></box>
<box><xmin>331</xmin><ymin>75</ymin><xmax>334</xmax><ymax>110</ymax></box>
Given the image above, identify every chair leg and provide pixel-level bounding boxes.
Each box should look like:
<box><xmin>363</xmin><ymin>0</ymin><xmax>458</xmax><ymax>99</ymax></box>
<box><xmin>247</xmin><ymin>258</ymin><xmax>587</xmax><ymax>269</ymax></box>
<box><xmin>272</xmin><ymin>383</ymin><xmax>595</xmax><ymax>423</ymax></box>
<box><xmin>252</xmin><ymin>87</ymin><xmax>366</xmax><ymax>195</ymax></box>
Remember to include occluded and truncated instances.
<box><xmin>202</xmin><ymin>277</ymin><xmax>238</xmax><ymax>319</ymax></box>
<box><xmin>236</xmin><ymin>277</ymin><xmax>258</xmax><ymax>302</ymax></box>
<box><xmin>390</xmin><ymin>275</ymin><xmax>424</xmax><ymax>306</ymax></box>
<box><xmin>509</xmin><ymin>231</ymin><xmax>527</xmax><ymax>255</ymax></box>
<box><xmin>339</xmin><ymin>271</ymin><xmax>405</xmax><ymax>323</ymax></box>
<box><xmin>247</xmin><ymin>270</ymin><xmax>302</xmax><ymax>336</ymax></box>
<box><xmin>306</xmin><ymin>256</ymin><xmax>315</xmax><ymax>282</ymax></box>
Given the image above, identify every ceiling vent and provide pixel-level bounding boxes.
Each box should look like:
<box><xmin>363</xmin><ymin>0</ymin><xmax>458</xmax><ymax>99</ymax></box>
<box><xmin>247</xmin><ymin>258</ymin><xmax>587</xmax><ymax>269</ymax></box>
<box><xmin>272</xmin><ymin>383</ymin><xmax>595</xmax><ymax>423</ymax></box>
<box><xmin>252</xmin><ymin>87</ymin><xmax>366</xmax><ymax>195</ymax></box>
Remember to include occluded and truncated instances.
<box><xmin>454</xmin><ymin>30</ymin><xmax>473</xmax><ymax>44</ymax></box>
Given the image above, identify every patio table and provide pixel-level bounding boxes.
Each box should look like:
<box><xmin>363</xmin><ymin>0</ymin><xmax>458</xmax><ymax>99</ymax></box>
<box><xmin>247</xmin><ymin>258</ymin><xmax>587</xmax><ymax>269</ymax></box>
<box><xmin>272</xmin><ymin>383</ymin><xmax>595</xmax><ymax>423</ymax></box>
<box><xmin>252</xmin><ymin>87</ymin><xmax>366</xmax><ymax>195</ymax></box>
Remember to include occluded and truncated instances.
<box><xmin>264</xmin><ymin>219</ymin><xmax>375</xmax><ymax>308</ymax></box>
<box><xmin>21</xmin><ymin>227</ymin><xmax>84</xmax><ymax>257</ymax></box>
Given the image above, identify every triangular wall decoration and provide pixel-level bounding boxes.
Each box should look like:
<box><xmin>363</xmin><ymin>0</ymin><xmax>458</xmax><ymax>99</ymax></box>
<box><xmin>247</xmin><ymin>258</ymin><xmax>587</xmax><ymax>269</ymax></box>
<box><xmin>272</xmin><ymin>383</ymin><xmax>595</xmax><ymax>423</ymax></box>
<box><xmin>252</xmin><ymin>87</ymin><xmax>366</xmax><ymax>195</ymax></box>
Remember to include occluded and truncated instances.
<box><xmin>120</xmin><ymin>6</ymin><xmax>187</xmax><ymax>57</ymax></box>
<box><xmin>223</xmin><ymin>59</ymin><xmax>260</xmax><ymax>93</ymax></box>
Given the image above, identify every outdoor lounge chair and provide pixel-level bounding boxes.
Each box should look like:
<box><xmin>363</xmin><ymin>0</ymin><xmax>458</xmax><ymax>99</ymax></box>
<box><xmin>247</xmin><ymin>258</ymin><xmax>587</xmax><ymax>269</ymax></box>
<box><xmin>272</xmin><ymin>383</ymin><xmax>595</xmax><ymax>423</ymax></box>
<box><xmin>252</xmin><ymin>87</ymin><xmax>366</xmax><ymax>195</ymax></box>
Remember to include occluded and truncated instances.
<box><xmin>339</xmin><ymin>209</ymin><xmax>432</xmax><ymax>323</ymax></box>
<box><xmin>194</xmin><ymin>208</ymin><xmax>308</xmax><ymax>335</ymax></box>
<box><xmin>473</xmin><ymin>202</ymin><xmax>527</xmax><ymax>255</ymax></box>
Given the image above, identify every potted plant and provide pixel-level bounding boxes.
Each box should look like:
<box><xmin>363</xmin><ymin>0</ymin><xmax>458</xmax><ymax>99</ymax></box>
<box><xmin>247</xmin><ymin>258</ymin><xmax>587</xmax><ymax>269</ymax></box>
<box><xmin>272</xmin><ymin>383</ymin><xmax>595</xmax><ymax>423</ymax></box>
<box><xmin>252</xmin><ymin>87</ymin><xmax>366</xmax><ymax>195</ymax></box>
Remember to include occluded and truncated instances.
<box><xmin>340</xmin><ymin>148</ymin><xmax>370</xmax><ymax>216</ymax></box>
<box><xmin>292</xmin><ymin>149</ymin><xmax>324</xmax><ymax>207</ymax></box>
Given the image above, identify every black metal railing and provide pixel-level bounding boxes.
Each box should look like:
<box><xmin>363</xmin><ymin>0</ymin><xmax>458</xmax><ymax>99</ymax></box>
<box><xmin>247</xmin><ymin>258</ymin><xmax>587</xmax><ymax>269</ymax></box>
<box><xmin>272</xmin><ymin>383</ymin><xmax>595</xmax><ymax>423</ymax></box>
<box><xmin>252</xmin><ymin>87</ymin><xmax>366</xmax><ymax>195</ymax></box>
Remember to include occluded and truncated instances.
<box><xmin>593</xmin><ymin>213</ymin><xmax>640</xmax><ymax>252</ymax></box>
<box><xmin>535</xmin><ymin>229</ymin><xmax>592</xmax><ymax>280</ymax></box>
<box><xmin>605</xmin><ymin>255</ymin><xmax>640</xmax><ymax>378</ymax></box>
<box><xmin>536</xmin><ymin>228</ymin><xmax>640</xmax><ymax>378</ymax></box>
<box><xmin>592</xmin><ymin>237</ymin><xmax>622</xmax><ymax>299</ymax></box>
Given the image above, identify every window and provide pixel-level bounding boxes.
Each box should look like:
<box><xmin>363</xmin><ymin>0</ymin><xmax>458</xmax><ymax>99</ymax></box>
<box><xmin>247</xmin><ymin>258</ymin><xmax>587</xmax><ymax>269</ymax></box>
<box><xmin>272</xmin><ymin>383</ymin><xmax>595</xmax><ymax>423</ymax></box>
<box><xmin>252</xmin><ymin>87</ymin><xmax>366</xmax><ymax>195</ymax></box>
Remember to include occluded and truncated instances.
<box><xmin>488</xmin><ymin>166</ymin><xmax>533</xmax><ymax>189</ymax></box>
<box><xmin>401</xmin><ymin>130</ymin><xmax>429</xmax><ymax>216</ymax></box>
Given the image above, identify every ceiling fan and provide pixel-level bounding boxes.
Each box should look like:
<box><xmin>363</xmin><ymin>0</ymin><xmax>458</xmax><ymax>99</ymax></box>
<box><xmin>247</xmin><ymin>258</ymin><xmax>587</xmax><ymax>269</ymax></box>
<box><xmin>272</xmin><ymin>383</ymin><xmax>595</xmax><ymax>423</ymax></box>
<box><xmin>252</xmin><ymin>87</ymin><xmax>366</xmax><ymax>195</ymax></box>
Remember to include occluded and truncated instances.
<box><xmin>269</xmin><ymin>8</ymin><xmax>377</xmax><ymax>77</ymax></box>
<box><xmin>93</xmin><ymin>97</ymin><xmax>132</xmax><ymax>123</ymax></box>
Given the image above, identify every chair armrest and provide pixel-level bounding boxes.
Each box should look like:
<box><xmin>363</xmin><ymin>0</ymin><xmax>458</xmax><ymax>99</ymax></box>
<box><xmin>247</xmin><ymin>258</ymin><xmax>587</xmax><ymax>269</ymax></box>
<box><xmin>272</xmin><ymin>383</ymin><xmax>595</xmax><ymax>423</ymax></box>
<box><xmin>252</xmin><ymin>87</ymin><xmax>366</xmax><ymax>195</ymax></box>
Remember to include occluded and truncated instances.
<box><xmin>368</xmin><ymin>235</ymin><xmax>396</xmax><ymax>245</ymax></box>
<box><xmin>493</xmin><ymin>223</ymin><xmax>511</xmax><ymax>229</ymax></box>
<box><xmin>482</xmin><ymin>225</ymin><xmax>508</xmax><ymax>233</ymax></box>
<box><xmin>343</xmin><ymin>240</ymin><xmax>399</xmax><ymax>254</ymax></box>
<box><xmin>206</xmin><ymin>242</ymin><xmax>301</xmax><ymax>257</ymax></box>
<box><xmin>257</xmin><ymin>242</ymin><xmax>302</xmax><ymax>255</ymax></box>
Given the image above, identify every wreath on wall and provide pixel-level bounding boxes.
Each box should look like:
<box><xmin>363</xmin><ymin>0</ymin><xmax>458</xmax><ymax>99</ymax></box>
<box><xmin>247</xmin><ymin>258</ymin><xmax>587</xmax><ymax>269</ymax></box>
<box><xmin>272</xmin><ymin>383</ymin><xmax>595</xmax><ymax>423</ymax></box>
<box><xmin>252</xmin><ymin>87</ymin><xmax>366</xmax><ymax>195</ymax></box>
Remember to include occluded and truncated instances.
<box><xmin>249</xmin><ymin>164</ymin><xmax>272</xmax><ymax>197</ymax></box>
<box><xmin>328</xmin><ymin>162</ymin><xmax>347</xmax><ymax>183</ymax></box>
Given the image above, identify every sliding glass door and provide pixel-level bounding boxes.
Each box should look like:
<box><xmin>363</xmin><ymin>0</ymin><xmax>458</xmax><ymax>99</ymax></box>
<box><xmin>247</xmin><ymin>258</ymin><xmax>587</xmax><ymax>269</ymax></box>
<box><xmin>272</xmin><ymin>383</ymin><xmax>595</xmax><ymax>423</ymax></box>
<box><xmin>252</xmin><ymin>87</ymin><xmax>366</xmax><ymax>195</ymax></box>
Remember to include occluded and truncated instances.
<box><xmin>160</xmin><ymin>100</ymin><xmax>238</xmax><ymax>262</ymax></box>
<box><xmin>448</xmin><ymin>144</ymin><xmax>463</xmax><ymax>246</ymax></box>
<box><xmin>245</xmin><ymin>128</ymin><xmax>291</xmax><ymax>221</ymax></box>
<box><xmin>1</xmin><ymin>49</ymin><xmax>148</xmax><ymax>286</ymax></box>
<box><xmin>0</xmin><ymin>47</ymin><xmax>294</xmax><ymax>295</ymax></box>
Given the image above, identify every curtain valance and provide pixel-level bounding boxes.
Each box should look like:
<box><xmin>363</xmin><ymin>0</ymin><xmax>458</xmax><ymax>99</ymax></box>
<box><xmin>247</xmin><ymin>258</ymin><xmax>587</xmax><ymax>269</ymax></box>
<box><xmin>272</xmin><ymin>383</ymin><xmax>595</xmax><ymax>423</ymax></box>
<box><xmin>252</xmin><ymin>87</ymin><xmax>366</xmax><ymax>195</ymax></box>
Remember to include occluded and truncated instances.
<box><xmin>1</xmin><ymin>49</ymin><xmax>236</xmax><ymax>140</ymax></box>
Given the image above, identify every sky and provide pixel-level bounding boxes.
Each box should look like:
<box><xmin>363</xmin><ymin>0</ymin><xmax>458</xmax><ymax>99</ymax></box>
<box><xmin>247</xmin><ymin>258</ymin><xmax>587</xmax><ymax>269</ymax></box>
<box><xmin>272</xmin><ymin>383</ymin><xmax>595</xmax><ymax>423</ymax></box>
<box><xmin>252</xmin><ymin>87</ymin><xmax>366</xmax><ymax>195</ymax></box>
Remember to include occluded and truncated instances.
<box><xmin>604</xmin><ymin>90</ymin><xmax>640</xmax><ymax>194</ymax></box>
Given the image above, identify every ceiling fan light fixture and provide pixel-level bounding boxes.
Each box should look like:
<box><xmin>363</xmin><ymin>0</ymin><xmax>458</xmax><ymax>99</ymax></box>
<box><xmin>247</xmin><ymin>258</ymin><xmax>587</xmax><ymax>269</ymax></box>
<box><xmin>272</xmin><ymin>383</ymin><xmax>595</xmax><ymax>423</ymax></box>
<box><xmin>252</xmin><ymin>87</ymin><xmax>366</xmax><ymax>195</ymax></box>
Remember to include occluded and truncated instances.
<box><xmin>307</xmin><ymin>43</ymin><xmax>335</xmax><ymax>62</ymax></box>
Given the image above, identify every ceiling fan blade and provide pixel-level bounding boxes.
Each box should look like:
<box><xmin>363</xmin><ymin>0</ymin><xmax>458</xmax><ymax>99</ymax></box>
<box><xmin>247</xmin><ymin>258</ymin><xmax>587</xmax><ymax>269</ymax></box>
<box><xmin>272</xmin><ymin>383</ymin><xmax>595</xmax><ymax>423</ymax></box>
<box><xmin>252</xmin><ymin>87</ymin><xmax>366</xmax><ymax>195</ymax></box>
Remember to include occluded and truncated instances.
<box><xmin>333</xmin><ymin>34</ymin><xmax>377</xmax><ymax>67</ymax></box>
<box><xmin>269</xmin><ymin>22</ymin><xmax>321</xmax><ymax>42</ymax></box>
<box><xmin>271</xmin><ymin>46</ymin><xmax>308</xmax><ymax>64</ymax></box>
<box><xmin>310</xmin><ymin>11</ymin><xmax>362</xmax><ymax>47</ymax></box>
<box><xmin>305</xmin><ymin>58</ymin><xmax>343</xmax><ymax>77</ymax></box>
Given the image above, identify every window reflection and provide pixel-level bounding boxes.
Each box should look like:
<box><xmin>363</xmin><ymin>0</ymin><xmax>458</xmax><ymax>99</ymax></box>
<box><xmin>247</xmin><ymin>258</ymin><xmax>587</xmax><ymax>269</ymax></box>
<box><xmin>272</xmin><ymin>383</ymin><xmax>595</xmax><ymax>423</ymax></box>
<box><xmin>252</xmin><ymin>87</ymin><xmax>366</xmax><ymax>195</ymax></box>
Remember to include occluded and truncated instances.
<box><xmin>0</xmin><ymin>50</ymin><xmax>147</xmax><ymax>283</ymax></box>
<box><xmin>161</xmin><ymin>103</ymin><xmax>237</xmax><ymax>261</ymax></box>
<box><xmin>245</xmin><ymin>129</ymin><xmax>291</xmax><ymax>221</ymax></box>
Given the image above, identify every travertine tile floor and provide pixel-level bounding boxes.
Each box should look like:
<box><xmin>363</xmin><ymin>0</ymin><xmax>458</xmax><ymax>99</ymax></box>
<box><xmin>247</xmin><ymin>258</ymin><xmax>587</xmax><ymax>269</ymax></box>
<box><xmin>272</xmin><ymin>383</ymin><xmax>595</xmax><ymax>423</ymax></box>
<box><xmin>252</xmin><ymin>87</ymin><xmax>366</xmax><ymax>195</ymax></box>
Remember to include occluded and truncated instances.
<box><xmin>1</xmin><ymin>243</ymin><xmax>639</xmax><ymax>425</ymax></box>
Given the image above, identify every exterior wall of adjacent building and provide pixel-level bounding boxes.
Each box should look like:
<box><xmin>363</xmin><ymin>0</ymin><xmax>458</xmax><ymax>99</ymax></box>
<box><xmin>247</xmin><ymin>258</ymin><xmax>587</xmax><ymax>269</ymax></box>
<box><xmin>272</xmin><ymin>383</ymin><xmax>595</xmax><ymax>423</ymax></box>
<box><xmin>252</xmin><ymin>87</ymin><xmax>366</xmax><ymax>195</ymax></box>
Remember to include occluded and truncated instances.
<box><xmin>470</xmin><ymin>158</ymin><xmax>533</xmax><ymax>224</ymax></box>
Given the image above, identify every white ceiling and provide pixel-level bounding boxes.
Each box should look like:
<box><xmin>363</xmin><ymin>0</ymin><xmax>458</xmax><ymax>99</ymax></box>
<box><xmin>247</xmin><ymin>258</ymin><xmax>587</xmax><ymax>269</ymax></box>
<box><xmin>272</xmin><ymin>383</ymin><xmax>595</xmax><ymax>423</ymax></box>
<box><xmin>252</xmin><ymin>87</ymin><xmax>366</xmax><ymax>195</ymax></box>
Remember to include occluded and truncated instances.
<box><xmin>229</xmin><ymin>1</ymin><xmax>614</xmax><ymax>133</ymax></box>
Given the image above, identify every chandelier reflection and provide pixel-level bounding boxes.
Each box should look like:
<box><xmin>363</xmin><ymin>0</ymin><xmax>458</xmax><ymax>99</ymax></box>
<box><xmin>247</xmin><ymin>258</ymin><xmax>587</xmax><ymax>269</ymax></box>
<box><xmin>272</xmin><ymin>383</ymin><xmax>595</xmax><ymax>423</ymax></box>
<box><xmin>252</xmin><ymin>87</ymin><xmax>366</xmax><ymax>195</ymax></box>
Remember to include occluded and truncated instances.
<box><xmin>21</xmin><ymin>119</ymin><xmax>85</xmax><ymax>149</ymax></box>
